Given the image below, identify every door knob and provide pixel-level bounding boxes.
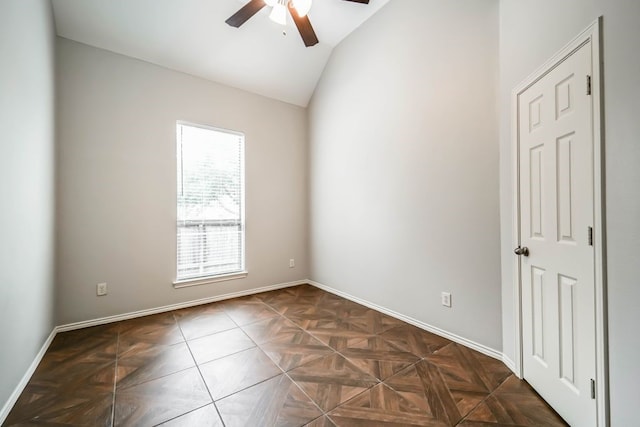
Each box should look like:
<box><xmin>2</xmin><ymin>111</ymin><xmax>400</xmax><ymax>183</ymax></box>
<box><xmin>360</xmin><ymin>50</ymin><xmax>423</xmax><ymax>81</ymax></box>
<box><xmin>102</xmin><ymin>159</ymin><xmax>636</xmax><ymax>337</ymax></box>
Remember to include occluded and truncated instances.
<box><xmin>514</xmin><ymin>246</ymin><xmax>529</xmax><ymax>257</ymax></box>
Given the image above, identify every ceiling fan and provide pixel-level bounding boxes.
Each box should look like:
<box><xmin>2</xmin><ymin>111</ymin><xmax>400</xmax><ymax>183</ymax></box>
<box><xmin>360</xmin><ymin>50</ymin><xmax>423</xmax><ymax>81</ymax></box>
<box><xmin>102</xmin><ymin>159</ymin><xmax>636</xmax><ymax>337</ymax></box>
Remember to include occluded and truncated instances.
<box><xmin>226</xmin><ymin>0</ymin><xmax>370</xmax><ymax>47</ymax></box>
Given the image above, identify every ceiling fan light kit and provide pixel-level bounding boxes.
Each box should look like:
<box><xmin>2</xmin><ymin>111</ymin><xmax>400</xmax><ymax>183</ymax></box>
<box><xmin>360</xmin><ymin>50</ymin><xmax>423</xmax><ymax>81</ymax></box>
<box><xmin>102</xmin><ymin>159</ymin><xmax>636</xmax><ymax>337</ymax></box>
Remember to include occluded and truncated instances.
<box><xmin>226</xmin><ymin>0</ymin><xmax>370</xmax><ymax>47</ymax></box>
<box><xmin>292</xmin><ymin>0</ymin><xmax>312</xmax><ymax>17</ymax></box>
<box><xmin>269</xmin><ymin>0</ymin><xmax>288</xmax><ymax>25</ymax></box>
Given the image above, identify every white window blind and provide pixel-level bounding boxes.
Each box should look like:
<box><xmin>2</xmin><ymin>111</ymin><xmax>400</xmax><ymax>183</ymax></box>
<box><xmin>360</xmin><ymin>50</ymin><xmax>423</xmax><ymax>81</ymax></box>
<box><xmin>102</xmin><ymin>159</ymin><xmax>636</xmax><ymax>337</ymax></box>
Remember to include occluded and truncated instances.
<box><xmin>176</xmin><ymin>123</ymin><xmax>245</xmax><ymax>281</ymax></box>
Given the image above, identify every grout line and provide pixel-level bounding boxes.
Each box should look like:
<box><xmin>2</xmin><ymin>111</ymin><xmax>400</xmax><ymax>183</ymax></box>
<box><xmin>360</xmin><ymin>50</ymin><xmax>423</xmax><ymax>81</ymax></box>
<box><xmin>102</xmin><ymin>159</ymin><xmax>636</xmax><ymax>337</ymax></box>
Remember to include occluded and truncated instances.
<box><xmin>150</xmin><ymin>403</ymin><xmax>211</xmax><ymax>427</ymax></box>
<box><xmin>213</xmin><ymin>371</ymin><xmax>284</xmax><ymax>403</ymax></box>
<box><xmin>110</xmin><ymin>329</ymin><xmax>120</xmax><ymax>427</ymax></box>
<box><xmin>455</xmin><ymin>374</ymin><xmax>514</xmax><ymax>426</ymax></box>
<box><xmin>172</xmin><ymin>312</ymin><xmax>226</xmax><ymax>427</ymax></box>
<box><xmin>283</xmin><ymin>371</ymin><xmax>325</xmax><ymax>416</ymax></box>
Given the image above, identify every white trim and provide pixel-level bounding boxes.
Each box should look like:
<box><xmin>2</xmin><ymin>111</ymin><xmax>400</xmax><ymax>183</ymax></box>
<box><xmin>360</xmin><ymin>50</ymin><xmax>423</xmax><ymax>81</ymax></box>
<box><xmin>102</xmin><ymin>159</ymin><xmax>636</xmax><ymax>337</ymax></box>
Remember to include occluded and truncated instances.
<box><xmin>510</xmin><ymin>17</ymin><xmax>608</xmax><ymax>426</ymax></box>
<box><xmin>174</xmin><ymin>120</ymin><xmax>247</xmax><ymax>287</ymax></box>
<box><xmin>308</xmin><ymin>280</ymin><xmax>503</xmax><ymax>362</ymax></box>
<box><xmin>2</xmin><ymin>277</ymin><xmax>524</xmax><ymax>424</ymax></box>
<box><xmin>502</xmin><ymin>354</ymin><xmax>517</xmax><ymax>374</ymax></box>
<box><xmin>0</xmin><ymin>329</ymin><xmax>57</xmax><ymax>425</ymax></box>
<box><xmin>173</xmin><ymin>271</ymin><xmax>248</xmax><ymax>288</ymax></box>
<box><xmin>57</xmin><ymin>279</ymin><xmax>306</xmax><ymax>332</ymax></box>
<box><xmin>0</xmin><ymin>279</ymin><xmax>307</xmax><ymax>422</ymax></box>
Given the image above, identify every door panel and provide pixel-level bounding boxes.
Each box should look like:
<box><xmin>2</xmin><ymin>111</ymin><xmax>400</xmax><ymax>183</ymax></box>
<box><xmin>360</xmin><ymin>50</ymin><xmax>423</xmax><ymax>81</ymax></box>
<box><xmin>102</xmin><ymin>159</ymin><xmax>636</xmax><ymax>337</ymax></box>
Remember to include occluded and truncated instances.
<box><xmin>518</xmin><ymin>42</ymin><xmax>596</xmax><ymax>427</ymax></box>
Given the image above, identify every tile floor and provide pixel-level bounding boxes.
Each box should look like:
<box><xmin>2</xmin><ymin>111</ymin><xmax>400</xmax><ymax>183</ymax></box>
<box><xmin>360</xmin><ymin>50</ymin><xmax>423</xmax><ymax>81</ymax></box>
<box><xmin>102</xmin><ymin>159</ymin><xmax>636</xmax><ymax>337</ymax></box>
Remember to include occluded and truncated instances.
<box><xmin>3</xmin><ymin>284</ymin><xmax>567</xmax><ymax>426</ymax></box>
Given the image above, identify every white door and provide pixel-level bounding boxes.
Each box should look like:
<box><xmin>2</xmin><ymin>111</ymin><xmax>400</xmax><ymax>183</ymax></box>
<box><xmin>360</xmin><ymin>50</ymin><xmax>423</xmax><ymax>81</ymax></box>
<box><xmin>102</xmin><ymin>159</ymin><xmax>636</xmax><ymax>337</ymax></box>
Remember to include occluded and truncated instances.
<box><xmin>518</xmin><ymin>41</ymin><xmax>596</xmax><ymax>427</ymax></box>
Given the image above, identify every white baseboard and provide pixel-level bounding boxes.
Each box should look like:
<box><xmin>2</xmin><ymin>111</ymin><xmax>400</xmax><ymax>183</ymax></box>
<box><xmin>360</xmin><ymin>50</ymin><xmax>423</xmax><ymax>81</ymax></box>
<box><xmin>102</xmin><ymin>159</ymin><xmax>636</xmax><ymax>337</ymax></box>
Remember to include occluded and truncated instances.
<box><xmin>2</xmin><ymin>277</ymin><xmax>514</xmax><ymax>425</ymax></box>
<box><xmin>502</xmin><ymin>354</ymin><xmax>518</xmax><ymax>375</ymax></box>
<box><xmin>57</xmin><ymin>279</ymin><xmax>307</xmax><ymax>332</ymax></box>
<box><xmin>0</xmin><ymin>328</ymin><xmax>57</xmax><ymax>425</ymax></box>
<box><xmin>0</xmin><ymin>279</ymin><xmax>307</xmax><ymax>424</ymax></box>
<box><xmin>308</xmin><ymin>280</ymin><xmax>505</xmax><ymax>362</ymax></box>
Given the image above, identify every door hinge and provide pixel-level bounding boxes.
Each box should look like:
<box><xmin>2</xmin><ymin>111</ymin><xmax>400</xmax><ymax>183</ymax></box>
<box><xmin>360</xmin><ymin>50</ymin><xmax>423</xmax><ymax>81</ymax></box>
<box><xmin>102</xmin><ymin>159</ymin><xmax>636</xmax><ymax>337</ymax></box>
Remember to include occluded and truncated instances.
<box><xmin>587</xmin><ymin>75</ymin><xmax>592</xmax><ymax>95</ymax></box>
<box><xmin>591</xmin><ymin>379</ymin><xmax>596</xmax><ymax>399</ymax></box>
<box><xmin>588</xmin><ymin>226</ymin><xmax>594</xmax><ymax>246</ymax></box>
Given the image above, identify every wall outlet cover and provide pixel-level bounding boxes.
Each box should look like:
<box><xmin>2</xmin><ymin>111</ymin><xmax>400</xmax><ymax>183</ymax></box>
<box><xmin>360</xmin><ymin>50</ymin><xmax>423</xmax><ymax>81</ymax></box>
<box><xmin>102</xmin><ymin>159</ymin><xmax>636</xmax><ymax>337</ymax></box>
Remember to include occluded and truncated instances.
<box><xmin>441</xmin><ymin>292</ymin><xmax>451</xmax><ymax>308</ymax></box>
<box><xmin>97</xmin><ymin>282</ymin><xmax>108</xmax><ymax>296</ymax></box>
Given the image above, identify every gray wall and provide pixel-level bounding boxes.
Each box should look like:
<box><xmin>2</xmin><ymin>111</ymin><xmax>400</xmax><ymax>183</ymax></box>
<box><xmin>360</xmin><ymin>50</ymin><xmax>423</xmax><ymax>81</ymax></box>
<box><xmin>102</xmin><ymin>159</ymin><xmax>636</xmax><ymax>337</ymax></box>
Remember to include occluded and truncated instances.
<box><xmin>308</xmin><ymin>0</ymin><xmax>502</xmax><ymax>351</ymax></box>
<box><xmin>498</xmin><ymin>1</ymin><xmax>640</xmax><ymax>424</ymax></box>
<box><xmin>0</xmin><ymin>0</ymin><xmax>56</xmax><ymax>410</ymax></box>
<box><xmin>56</xmin><ymin>39</ymin><xmax>309</xmax><ymax>324</ymax></box>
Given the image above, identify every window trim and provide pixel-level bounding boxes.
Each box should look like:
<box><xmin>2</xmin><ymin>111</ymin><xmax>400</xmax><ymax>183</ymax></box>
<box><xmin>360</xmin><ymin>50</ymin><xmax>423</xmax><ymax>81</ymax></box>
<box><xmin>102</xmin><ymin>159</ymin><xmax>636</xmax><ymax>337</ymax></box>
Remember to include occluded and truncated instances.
<box><xmin>175</xmin><ymin>120</ymin><xmax>246</xmax><ymax>285</ymax></box>
<box><xmin>173</xmin><ymin>271</ymin><xmax>248</xmax><ymax>289</ymax></box>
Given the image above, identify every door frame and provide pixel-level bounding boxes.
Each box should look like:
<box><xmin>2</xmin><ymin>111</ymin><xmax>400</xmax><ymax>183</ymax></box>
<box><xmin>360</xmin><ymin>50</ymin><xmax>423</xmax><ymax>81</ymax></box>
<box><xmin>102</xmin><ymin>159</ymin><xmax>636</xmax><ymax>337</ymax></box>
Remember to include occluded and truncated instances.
<box><xmin>510</xmin><ymin>18</ymin><xmax>608</xmax><ymax>426</ymax></box>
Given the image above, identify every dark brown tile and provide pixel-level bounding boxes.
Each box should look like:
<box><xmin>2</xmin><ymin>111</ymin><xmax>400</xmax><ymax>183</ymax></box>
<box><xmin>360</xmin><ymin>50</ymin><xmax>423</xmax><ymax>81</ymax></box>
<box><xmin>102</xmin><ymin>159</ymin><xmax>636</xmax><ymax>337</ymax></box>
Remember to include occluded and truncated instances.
<box><xmin>48</xmin><ymin>323</ymin><xmax>119</xmax><ymax>357</ymax></box>
<box><xmin>328</xmin><ymin>383</ymin><xmax>445</xmax><ymax>426</ymax></box>
<box><xmin>260</xmin><ymin>287</ymin><xmax>326</xmax><ymax>315</ymax></box>
<box><xmin>8</xmin><ymin>350</ymin><xmax>117</xmax><ymax>425</ymax></box>
<box><xmin>288</xmin><ymin>353</ymin><xmax>379</xmax><ymax>412</ymax></box>
<box><xmin>158</xmin><ymin>404</ymin><xmax>224</xmax><ymax>427</ymax></box>
<box><xmin>2</xmin><ymin>386</ymin><xmax>113</xmax><ymax>427</ymax></box>
<box><xmin>199</xmin><ymin>347</ymin><xmax>282</xmax><ymax>400</ymax></box>
<box><xmin>339</xmin><ymin>335</ymin><xmax>420</xmax><ymax>380</ymax></box>
<box><xmin>4</xmin><ymin>285</ymin><xmax>567</xmax><ymax>427</ymax></box>
<box><xmin>222</xmin><ymin>299</ymin><xmax>280</xmax><ymax>326</ymax></box>
<box><xmin>114</xmin><ymin>367</ymin><xmax>211</xmax><ymax>426</ymax></box>
<box><xmin>187</xmin><ymin>327</ymin><xmax>255</xmax><ymax>365</ymax></box>
<box><xmin>380</xmin><ymin>324</ymin><xmax>451</xmax><ymax>357</ymax></box>
<box><xmin>241</xmin><ymin>316</ymin><xmax>302</xmax><ymax>345</ymax></box>
<box><xmin>331</xmin><ymin>300</ymin><xmax>370</xmax><ymax>319</ymax></box>
<box><xmin>426</xmin><ymin>343</ymin><xmax>512</xmax><ymax>394</ymax></box>
<box><xmin>116</xmin><ymin>342</ymin><xmax>195</xmax><ymax>389</ymax></box>
<box><xmin>459</xmin><ymin>375</ymin><xmax>568</xmax><ymax>426</ymax></box>
<box><xmin>342</xmin><ymin>309</ymin><xmax>407</xmax><ymax>335</ymax></box>
<box><xmin>260</xmin><ymin>329</ymin><xmax>334</xmax><ymax>371</ymax></box>
<box><xmin>118</xmin><ymin>313</ymin><xmax>184</xmax><ymax>354</ymax></box>
<box><xmin>173</xmin><ymin>304</ymin><xmax>236</xmax><ymax>340</ymax></box>
<box><xmin>253</xmin><ymin>285</ymin><xmax>308</xmax><ymax>304</ymax></box>
<box><xmin>216</xmin><ymin>374</ymin><xmax>322</xmax><ymax>427</ymax></box>
<box><xmin>305</xmin><ymin>318</ymin><xmax>371</xmax><ymax>351</ymax></box>
<box><xmin>316</xmin><ymin>292</ymin><xmax>348</xmax><ymax>308</ymax></box>
<box><xmin>305</xmin><ymin>415</ymin><xmax>338</xmax><ymax>427</ymax></box>
<box><xmin>385</xmin><ymin>359</ymin><xmax>487</xmax><ymax>425</ymax></box>
<box><xmin>285</xmin><ymin>306</ymin><xmax>339</xmax><ymax>329</ymax></box>
<box><xmin>28</xmin><ymin>346</ymin><xmax>116</xmax><ymax>390</ymax></box>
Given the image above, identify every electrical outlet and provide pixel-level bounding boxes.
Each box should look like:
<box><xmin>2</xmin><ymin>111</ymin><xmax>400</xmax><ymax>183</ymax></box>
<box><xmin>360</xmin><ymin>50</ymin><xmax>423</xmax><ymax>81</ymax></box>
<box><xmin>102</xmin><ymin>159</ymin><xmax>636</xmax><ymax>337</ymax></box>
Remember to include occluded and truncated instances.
<box><xmin>97</xmin><ymin>282</ymin><xmax>108</xmax><ymax>296</ymax></box>
<box><xmin>289</xmin><ymin>259</ymin><xmax>295</xmax><ymax>268</ymax></box>
<box><xmin>441</xmin><ymin>292</ymin><xmax>451</xmax><ymax>308</ymax></box>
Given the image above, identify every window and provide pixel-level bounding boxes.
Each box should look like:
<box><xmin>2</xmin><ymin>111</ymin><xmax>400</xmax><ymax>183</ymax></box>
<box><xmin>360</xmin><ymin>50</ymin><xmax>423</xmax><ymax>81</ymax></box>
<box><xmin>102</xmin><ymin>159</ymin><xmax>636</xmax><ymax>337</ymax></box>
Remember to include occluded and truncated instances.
<box><xmin>176</xmin><ymin>122</ymin><xmax>245</xmax><ymax>284</ymax></box>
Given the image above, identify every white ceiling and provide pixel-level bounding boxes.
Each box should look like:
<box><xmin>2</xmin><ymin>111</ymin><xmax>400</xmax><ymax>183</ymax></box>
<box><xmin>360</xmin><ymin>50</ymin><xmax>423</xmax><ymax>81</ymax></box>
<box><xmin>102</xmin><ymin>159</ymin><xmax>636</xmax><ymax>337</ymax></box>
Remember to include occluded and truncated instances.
<box><xmin>51</xmin><ymin>0</ymin><xmax>390</xmax><ymax>106</ymax></box>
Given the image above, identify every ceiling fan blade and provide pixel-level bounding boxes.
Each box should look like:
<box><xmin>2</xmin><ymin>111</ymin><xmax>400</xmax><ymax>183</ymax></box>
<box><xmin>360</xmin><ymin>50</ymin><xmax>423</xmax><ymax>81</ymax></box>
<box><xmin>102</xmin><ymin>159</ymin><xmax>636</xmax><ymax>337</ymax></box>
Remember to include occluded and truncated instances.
<box><xmin>226</xmin><ymin>0</ymin><xmax>267</xmax><ymax>28</ymax></box>
<box><xmin>289</xmin><ymin>4</ymin><xmax>319</xmax><ymax>47</ymax></box>
<box><xmin>343</xmin><ymin>0</ymin><xmax>370</xmax><ymax>3</ymax></box>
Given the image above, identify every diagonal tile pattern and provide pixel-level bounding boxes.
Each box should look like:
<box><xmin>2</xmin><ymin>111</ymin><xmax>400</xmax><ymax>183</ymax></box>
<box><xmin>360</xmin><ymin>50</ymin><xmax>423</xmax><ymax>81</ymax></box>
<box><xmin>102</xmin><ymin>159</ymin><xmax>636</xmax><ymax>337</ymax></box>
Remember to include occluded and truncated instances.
<box><xmin>329</xmin><ymin>383</ymin><xmax>446</xmax><ymax>426</ymax></box>
<box><xmin>288</xmin><ymin>353</ymin><xmax>380</xmax><ymax>412</ymax></box>
<box><xmin>240</xmin><ymin>315</ymin><xmax>302</xmax><ymax>345</ymax></box>
<box><xmin>114</xmin><ymin>368</ymin><xmax>211</xmax><ymax>426</ymax></box>
<box><xmin>216</xmin><ymin>374</ymin><xmax>323</xmax><ymax>427</ymax></box>
<box><xmin>458</xmin><ymin>375</ymin><xmax>567</xmax><ymax>426</ymax></box>
<box><xmin>116</xmin><ymin>342</ymin><xmax>195</xmax><ymax>389</ymax></box>
<box><xmin>187</xmin><ymin>327</ymin><xmax>255</xmax><ymax>365</ymax></box>
<box><xmin>4</xmin><ymin>284</ymin><xmax>567</xmax><ymax>426</ymax></box>
<box><xmin>199</xmin><ymin>346</ymin><xmax>282</xmax><ymax>400</ymax></box>
<box><xmin>339</xmin><ymin>335</ymin><xmax>420</xmax><ymax>380</ymax></box>
<box><xmin>385</xmin><ymin>359</ymin><xmax>484</xmax><ymax>425</ymax></box>
<box><xmin>173</xmin><ymin>304</ymin><xmax>236</xmax><ymax>340</ymax></box>
<box><xmin>157</xmin><ymin>404</ymin><xmax>223</xmax><ymax>426</ymax></box>
<box><xmin>380</xmin><ymin>323</ymin><xmax>452</xmax><ymax>357</ymax></box>
<box><xmin>259</xmin><ymin>329</ymin><xmax>334</xmax><ymax>371</ymax></box>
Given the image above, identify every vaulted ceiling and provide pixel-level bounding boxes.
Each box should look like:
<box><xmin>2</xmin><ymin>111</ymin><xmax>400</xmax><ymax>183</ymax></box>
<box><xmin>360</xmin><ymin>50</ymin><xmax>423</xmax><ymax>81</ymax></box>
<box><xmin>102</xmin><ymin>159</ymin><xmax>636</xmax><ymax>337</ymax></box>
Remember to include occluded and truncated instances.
<box><xmin>51</xmin><ymin>0</ymin><xmax>390</xmax><ymax>106</ymax></box>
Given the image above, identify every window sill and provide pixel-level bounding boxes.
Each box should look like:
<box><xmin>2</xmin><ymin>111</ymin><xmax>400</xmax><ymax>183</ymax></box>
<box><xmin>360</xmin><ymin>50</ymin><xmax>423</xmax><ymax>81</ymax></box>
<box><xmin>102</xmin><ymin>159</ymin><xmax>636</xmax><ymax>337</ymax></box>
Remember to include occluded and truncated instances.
<box><xmin>173</xmin><ymin>271</ymin><xmax>248</xmax><ymax>289</ymax></box>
